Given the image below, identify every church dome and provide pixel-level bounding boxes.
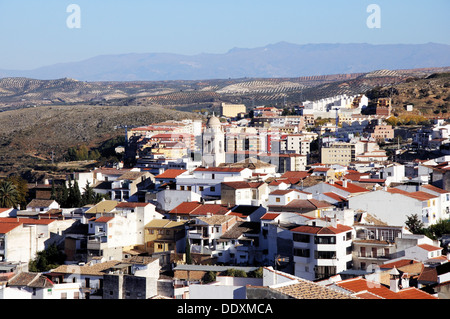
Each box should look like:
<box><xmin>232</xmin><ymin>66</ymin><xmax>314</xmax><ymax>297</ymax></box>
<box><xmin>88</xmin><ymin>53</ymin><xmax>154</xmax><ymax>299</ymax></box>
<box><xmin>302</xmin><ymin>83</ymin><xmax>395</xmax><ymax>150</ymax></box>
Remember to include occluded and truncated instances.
<box><xmin>206</xmin><ymin>114</ymin><xmax>221</xmax><ymax>128</ymax></box>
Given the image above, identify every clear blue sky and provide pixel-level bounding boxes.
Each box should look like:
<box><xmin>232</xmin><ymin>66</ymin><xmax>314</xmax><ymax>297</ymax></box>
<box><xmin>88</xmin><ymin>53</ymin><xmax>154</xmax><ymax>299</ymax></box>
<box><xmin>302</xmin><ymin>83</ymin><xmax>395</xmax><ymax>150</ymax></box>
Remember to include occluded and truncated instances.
<box><xmin>0</xmin><ymin>0</ymin><xmax>448</xmax><ymax>70</ymax></box>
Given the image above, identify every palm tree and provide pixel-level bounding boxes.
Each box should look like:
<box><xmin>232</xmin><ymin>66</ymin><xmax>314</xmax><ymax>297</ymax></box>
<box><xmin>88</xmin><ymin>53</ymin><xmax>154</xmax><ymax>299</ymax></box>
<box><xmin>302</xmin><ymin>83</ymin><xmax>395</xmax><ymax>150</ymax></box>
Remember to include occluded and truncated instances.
<box><xmin>0</xmin><ymin>180</ymin><xmax>19</xmax><ymax>208</ymax></box>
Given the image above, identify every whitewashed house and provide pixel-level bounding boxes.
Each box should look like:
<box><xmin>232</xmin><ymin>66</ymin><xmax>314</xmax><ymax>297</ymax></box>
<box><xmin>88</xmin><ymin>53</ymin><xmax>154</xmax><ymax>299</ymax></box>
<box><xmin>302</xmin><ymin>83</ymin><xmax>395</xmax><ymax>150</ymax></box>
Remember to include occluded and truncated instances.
<box><xmin>394</xmin><ymin>184</ymin><xmax>450</xmax><ymax>222</ymax></box>
<box><xmin>348</xmin><ymin>188</ymin><xmax>440</xmax><ymax>227</ymax></box>
<box><xmin>26</xmin><ymin>199</ymin><xmax>59</xmax><ymax>213</ymax></box>
<box><xmin>291</xmin><ymin>221</ymin><xmax>354</xmax><ymax>281</ymax></box>
<box><xmin>176</xmin><ymin>167</ymin><xmax>253</xmax><ymax>200</ymax></box>
<box><xmin>87</xmin><ymin>202</ymin><xmax>160</xmax><ymax>262</ymax></box>
<box><xmin>0</xmin><ymin>272</ymin><xmax>83</xmax><ymax>299</ymax></box>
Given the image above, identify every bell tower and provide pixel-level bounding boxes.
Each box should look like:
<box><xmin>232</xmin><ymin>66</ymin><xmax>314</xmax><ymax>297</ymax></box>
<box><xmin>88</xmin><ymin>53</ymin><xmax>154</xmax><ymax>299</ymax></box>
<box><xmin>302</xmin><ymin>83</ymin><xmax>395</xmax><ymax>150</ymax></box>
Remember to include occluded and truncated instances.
<box><xmin>202</xmin><ymin>114</ymin><xmax>225</xmax><ymax>167</ymax></box>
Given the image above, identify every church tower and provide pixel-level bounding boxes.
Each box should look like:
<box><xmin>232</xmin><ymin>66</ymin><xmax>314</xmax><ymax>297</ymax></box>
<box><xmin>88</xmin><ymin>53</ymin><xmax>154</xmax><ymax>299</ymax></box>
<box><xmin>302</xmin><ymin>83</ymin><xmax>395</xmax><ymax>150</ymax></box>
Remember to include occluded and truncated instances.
<box><xmin>202</xmin><ymin>114</ymin><xmax>225</xmax><ymax>167</ymax></box>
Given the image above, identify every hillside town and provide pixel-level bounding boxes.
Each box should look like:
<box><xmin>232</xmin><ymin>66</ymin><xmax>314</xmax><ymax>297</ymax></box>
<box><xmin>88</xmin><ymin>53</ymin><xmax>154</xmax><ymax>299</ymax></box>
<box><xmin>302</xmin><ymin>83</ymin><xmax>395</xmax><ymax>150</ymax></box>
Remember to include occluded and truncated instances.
<box><xmin>1</xmin><ymin>95</ymin><xmax>450</xmax><ymax>301</ymax></box>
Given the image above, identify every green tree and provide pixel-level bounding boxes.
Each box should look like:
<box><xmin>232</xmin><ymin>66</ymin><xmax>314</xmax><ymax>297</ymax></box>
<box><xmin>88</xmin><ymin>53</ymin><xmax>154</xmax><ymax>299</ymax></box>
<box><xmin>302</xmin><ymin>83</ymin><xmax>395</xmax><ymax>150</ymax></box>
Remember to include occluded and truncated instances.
<box><xmin>6</xmin><ymin>175</ymin><xmax>28</xmax><ymax>209</ymax></box>
<box><xmin>405</xmin><ymin>214</ymin><xmax>424</xmax><ymax>234</ymax></box>
<box><xmin>81</xmin><ymin>181</ymin><xmax>96</xmax><ymax>205</ymax></box>
<box><xmin>0</xmin><ymin>180</ymin><xmax>19</xmax><ymax>208</ymax></box>
<box><xmin>29</xmin><ymin>244</ymin><xmax>66</xmax><ymax>272</ymax></box>
<box><xmin>203</xmin><ymin>271</ymin><xmax>217</xmax><ymax>283</ymax></box>
<box><xmin>425</xmin><ymin>219</ymin><xmax>450</xmax><ymax>240</ymax></box>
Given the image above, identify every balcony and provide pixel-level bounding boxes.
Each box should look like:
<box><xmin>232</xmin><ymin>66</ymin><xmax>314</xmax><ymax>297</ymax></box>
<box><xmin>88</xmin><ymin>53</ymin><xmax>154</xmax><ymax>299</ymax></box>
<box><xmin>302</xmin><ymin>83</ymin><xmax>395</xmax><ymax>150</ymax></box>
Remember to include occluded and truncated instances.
<box><xmin>87</xmin><ymin>235</ymin><xmax>107</xmax><ymax>250</ymax></box>
<box><xmin>357</xmin><ymin>252</ymin><xmax>390</xmax><ymax>260</ymax></box>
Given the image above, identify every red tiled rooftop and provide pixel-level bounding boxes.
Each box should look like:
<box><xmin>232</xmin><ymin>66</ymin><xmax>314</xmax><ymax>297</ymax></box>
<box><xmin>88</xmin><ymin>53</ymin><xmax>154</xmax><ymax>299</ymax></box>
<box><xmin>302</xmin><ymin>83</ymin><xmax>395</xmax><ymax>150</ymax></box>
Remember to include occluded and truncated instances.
<box><xmin>194</xmin><ymin>167</ymin><xmax>245</xmax><ymax>173</ymax></box>
<box><xmin>0</xmin><ymin>222</ymin><xmax>21</xmax><ymax>234</ymax></box>
<box><xmin>380</xmin><ymin>259</ymin><xmax>420</xmax><ymax>270</ymax></box>
<box><xmin>261</xmin><ymin>213</ymin><xmax>280</xmax><ymax>220</ymax></box>
<box><xmin>421</xmin><ymin>184</ymin><xmax>449</xmax><ymax>194</ymax></box>
<box><xmin>94</xmin><ymin>216</ymin><xmax>115</xmax><ymax>223</ymax></box>
<box><xmin>116</xmin><ymin>202</ymin><xmax>152</xmax><ymax>208</ymax></box>
<box><xmin>155</xmin><ymin>169</ymin><xmax>187</xmax><ymax>179</ymax></box>
<box><xmin>327</xmin><ymin>180</ymin><xmax>369</xmax><ymax>193</ymax></box>
<box><xmin>418</xmin><ymin>244</ymin><xmax>442</xmax><ymax>252</ymax></box>
<box><xmin>336</xmin><ymin>277</ymin><xmax>437</xmax><ymax>299</ymax></box>
<box><xmin>0</xmin><ymin>218</ymin><xmax>54</xmax><ymax>225</ymax></box>
<box><xmin>291</xmin><ymin>224</ymin><xmax>353</xmax><ymax>235</ymax></box>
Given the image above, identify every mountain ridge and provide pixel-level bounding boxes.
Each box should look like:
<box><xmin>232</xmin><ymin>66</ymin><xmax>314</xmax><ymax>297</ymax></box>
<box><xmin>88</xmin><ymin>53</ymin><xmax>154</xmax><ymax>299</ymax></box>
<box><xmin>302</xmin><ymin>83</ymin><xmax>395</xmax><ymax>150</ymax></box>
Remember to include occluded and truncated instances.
<box><xmin>1</xmin><ymin>42</ymin><xmax>450</xmax><ymax>82</ymax></box>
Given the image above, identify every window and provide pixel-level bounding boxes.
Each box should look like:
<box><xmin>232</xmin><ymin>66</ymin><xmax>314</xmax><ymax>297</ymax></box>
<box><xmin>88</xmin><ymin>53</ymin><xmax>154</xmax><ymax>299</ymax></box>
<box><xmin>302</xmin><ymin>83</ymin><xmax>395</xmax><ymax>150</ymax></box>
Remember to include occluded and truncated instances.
<box><xmin>199</xmin><ymin>186</ymin><xmax>204</xmax><ymax>191</ymax></box>
<box><xmin>372</xmin><ymin>247</ymin><xmax>377</xmax><ymax>257</ymax></box>
<box><xmin>293</xmin><ymin>233</ymin><xmax>310</xmax><ymax>243</ymax></box>
<box><xmin>294</xmin><ymin>248</ymin><xmax>310</xmax><ymax>257</ymax></box>
<box><xmin>315</xmin><ymin>251</ymin><xmax>336</xmax><ymax>259</ymax></box>
<box><xmin>61</xmin><ymin>292</ymin><xmax>67</xmax><ymax>299</ymax></box>
<box><xmin>314</xmin><ymin>236</ymin><xmax>336</xmax><ymax>244</ymax></box>
<box><xmin>276</xmin><ymin>197</ymin><xmax>281</xmax><ymax>203</ymax></box>
<box><xmin>210</xmin><ymin>186</ymin><xmax>216</xmax><ymax>192</ymax></box>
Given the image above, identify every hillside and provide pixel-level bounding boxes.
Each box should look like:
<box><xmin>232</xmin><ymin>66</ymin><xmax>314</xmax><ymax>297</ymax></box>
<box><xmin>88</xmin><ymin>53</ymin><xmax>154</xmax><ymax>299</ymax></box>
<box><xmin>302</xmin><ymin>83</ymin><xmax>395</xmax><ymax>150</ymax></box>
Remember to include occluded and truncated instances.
<box><xmin>1</xmin><ymin>42</ymin><xmax>450</xmax><ymax>81</ymax></box>
<box><xmin>2</xmin><ymin>66</ymin><xmax>450</xmax><ymax>111</ymax></box>
<box><xmin>365</xmin><ymin>72</ymin><xmax>450</xmax><ymax>118</ymax></box>
<box><xmin>0</xmin><ymin>104</ymin><xmax>198</xmax><ymax>180</ymax></box>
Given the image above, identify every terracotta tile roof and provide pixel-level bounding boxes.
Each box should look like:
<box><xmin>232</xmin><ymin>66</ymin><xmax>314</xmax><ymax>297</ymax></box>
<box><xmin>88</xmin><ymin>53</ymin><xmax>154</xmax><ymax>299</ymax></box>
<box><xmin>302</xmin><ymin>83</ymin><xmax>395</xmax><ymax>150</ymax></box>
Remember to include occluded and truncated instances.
<box><xmin>284</xmin><ymin>199</ymin><xmax>333</xmax><ymax>210</ymax></box>
<box><xmin>335</xmin><ymin>277</ymin><xmax>437</xmax><ymax>299</ymax></box>
<box><xmin>407</xmin><ymin>191</ymin><xmax>438</xmax><ymax>200</ymax></box>
<box><xmin>380</xmin><ymin>259</ymin><xmax>420</xmax><ymax>270</ymax></box>
<box><xmin>0</xmin><ymin>217</ymin><xmax>54</xmax><ymax>225</ymax></box>
<box><xmin>196</xmin><ymin>214</ymin><xmax>236</xmax><ymax>226</ymax></box>
<box><xmin>396</xmin><ymin>287</ymin><xmax>438</xmax><ymax>299</ymax></box>
<box><xmin>8</xmin><ymin>272</ymin><xmax>53</xmax><ymax>288</ymax></box>
<box><xmin>193</xmin><ymin>204</ymin><xmax>230</xmax><ymax>216</ymax></box>
<box><xmin>94</xmin><ymin>216</ymin><xmax>115</xmax><ymax>223</ymax></box>
<box><xmin>421</xmin><ymin>184</ymin><xmax>449</xmax><ymax>194</ymax></box>
<box><xmin>0</xmin><ymin>222</ymin><xmax>21</xmax><ymax>234</ymax></box>
<box><xmin>221</xmin><ymin>181</ymin><xmax>264</xmax><ymax>189</ymax></box>
<box><xmin>261</xmin><ymin>213</ymin><xmax>280</xmax><ymax>220</ymax></box>
<box><xmin>194</xmin><ymin>167</ymin><xmax>245</xmax><ymax>173</ymax></box>
<box><xmin>387</xmin><ymin>188</ymin><xmax>438</xmax><ymax>201</ymax></box>
<box><xmin>417</xmin><ymin>244</ymin><xmax>442</xmax><ymax>252</ymax></box>
<box><xmin>352</xmin><ymin>291</ymin><xmax>383</xmax><ymax>299</ymax></box>
<box><xmin>269</xmin><ymin>189</ymin><xmax>307</xmax><ymax>196</ymax></box>
<box><xmin>145</xmin><ymin>219</ymin><xmax>186</xmax><ymax>229</ymax></box>
<box><xmin>291</xmin><ymin>224</ymin><xmax>353</xmax><ymax>235</ymax></box>
<box><xmin>323</xmin><ymin>192</ymin><xmax>348</xmax><ymax>202</ymax></box>
<box><xmin>281</xmin><ymin>171</ymin><xmax>311</xmax><ymax>179</ymax></box>
<box><xmin>117</xmin><ymin>171</ymin><xmax>148</xmax><ymax>181</ymax></box>
<box><xmin>26</xmin><ymin>199</ymin><xmax>56</xmax><ymax>207</ymax></box>
<box><xmin>50</xmin><ymin>260</ymin><xmax>122</xmax><ymax>276</ymax></box>
<box><xmin>169</xmin><ymin>201</ymin><xmax>202</xmax><ymax>215</ymax></box>
<box><xmin>155</xmin><ymin>169</ymin><xmax>187</xmax><ymax>179</ymax></box>
<box><xmin>271</xmin><ymin>280</ymin><xmax>356</xmax><ymax>299</ymax></box>
<box><xmin>115</xmin><ymin>202</ymin><xmax>152</xmax><ymax>208</ymax></box>
<box><xmin>268</xmin><ymin>178</ymin><xmax>293</xmax><ymax>186</ymax></box>
<box><xmin>221</xmin><ymin>221</ymin><xmax>260</xmax><ymax>239</ymax></box>
<box><xmin>328</xmin><ymin>180</ymin><xmax>369</xmax><ymax>194</ymax></box>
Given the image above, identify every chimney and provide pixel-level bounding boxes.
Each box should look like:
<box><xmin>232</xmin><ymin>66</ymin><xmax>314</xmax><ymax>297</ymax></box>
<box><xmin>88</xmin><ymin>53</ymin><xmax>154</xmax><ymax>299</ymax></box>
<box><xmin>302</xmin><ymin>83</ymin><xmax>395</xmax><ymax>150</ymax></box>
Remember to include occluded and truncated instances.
<box><xmin>342</xmin><ymin>179</ymin><xmax>348</xmax><ymax>188</ymax></box>
<box><xmin>389</xmin><ymin>267</ymin><xmax>401</xmax><ymax>293</ymax></box>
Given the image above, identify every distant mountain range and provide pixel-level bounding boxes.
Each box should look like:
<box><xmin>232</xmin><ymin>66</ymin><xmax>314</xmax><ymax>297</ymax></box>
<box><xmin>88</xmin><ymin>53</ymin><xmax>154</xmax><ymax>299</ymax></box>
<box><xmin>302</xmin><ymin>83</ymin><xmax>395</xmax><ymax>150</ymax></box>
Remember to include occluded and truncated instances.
<box><xmin>1</xmin><ymin>42</ymin><xmax>450</xmax><ymax>82</ymax></box>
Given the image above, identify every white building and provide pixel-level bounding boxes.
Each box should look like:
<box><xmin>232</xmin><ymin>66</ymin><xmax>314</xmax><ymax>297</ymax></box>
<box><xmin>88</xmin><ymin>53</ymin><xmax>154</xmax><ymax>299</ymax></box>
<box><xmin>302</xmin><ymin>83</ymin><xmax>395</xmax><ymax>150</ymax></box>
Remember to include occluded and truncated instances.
<box><xmin>291</xmin><ymin>220</ymin><xmax>354</xmax><ymax>281</ymax></box>
<box><xmin>176</xmin><ymin>167</ymin><xmax>253</xmax><ymax>200</ymax></box>
<box><xmin>0</xmin><ymin>272</ymin><xmax>83</xmax><ymax>299</ymax></box>
<box><xmin>348</xmin><ymin>188</ymin><xmax>440</xmax><ymax>227</ymax></box>
<box><xmin>202</xmin><ymin>114</ymin><xmax>226</xmax><ymax>167</ymax></box>
<box><xmin>87</xmin><ymin>202</ymin><xmax>162</xmax><ymax>261</ymax></box>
